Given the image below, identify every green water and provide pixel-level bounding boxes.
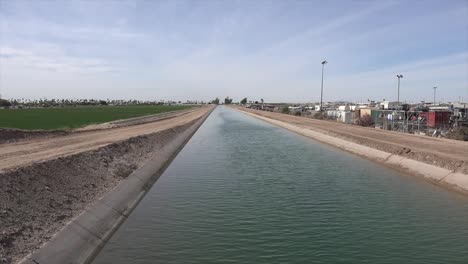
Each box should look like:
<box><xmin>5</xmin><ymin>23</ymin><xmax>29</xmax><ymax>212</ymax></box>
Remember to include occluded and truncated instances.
<box><xmin>94</xmin><ymin>106</ymin><xmax>468</xmax><ymax>264</ymax></box>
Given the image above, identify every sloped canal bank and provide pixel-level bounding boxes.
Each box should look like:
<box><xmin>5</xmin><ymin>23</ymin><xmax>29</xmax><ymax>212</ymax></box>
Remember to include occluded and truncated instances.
<box><xmin>2</xmin><ymin>107</ymin><xmax>214</xmax><ymax>264</ymax></box>
<box><xmin>94</xmin><ymin>106</ymin><xmax>468</xmax><ymax>264</ymax></box>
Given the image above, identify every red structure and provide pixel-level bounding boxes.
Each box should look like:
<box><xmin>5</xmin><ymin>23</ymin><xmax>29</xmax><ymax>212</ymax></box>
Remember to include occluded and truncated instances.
<box><xmin>427</xmin><ymin>111</ymin><xmax>451</xmax><ymax>128</ymax></box>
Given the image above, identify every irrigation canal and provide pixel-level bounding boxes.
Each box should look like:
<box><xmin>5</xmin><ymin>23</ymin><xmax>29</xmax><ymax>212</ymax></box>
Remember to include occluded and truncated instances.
<box><xmin>94</xmin><ymin>106</ymin><xmax>468</xmax><ymax>264</ymax></box>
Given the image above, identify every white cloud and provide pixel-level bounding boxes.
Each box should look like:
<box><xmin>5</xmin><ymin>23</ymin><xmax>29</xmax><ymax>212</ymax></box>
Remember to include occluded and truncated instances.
<box><xmin>0</xmin><ymin>46</ymin><xmax>120</xmax><ymax>73</ymax></box>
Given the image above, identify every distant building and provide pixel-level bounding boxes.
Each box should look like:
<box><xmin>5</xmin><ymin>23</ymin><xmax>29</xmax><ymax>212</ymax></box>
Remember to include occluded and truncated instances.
<box><xmin>359</xmin><ymin>108</ymin><xmax>377</xmax><ymax>118</ymax></box>
<box><xmin>426</xmin><ymin>111</ymin><xmax>451</xmax><ymax>128</ymax></box>
<box><xmin>380</xmin><ymin>101</ymin><xmax>401</xmax><ymax>110</ymax></box>
<box><xmin>288</xmin><ymin>106</ymin><xmax>302</xmax><ymax>113</ymax></box>
<box><xmin>262</xmin><ymin>105</ymin><xmax>275</xmax><ymax>111</ymax></box>
<box><xmin>428</xmin><ymin>106</ymin><xmax>451</xmax><ymax>111</ymax></box>
<box><xmin>338</xmin><ymin>105</ymin><xmax>358</xmax><ymax>111</ymax></box>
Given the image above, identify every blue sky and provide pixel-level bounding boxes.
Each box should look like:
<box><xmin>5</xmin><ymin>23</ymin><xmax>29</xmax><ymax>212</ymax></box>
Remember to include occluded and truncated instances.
<box><xmin>0</xmin><ymin>0</ymin><xmax>467</xmax><ymax>103</ymax></box>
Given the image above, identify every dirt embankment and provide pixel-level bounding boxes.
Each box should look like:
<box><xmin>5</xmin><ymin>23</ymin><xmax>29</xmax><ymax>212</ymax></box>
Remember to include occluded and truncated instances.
<box><xmin>0</xmin><ymin>107</ymin><xmax>213</xmax><ymax>264</ymax></box>
<box><xmin>0</xmin><ymin>129</ymin><xmax>69</xmax><ymax>145</ymax></box>
<box><xmin>235</xmin><ymin>107</ymin><xmax>468</xmax><ymax>175</ymax></box>
<box><xmin>0</xmin><ymin>108</ymin><xmax>208</xmax><ymax>172</ymax></box>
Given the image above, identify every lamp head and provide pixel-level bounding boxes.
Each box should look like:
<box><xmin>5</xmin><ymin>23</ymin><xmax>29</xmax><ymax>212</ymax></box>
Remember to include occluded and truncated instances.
<box><xmin>321</xmin><ymin>60</ymin><xmax>328</xmax><ymax>65</ymax></box>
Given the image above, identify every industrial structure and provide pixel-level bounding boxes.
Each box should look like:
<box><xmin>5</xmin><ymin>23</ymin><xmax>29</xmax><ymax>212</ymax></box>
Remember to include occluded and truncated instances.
<box><xmin>244</xmin><ymin>100</ymin><xmax>468</xmax><ymax>139</ymax></box>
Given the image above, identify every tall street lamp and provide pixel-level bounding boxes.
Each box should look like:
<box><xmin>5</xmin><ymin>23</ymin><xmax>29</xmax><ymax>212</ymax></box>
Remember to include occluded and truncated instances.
<box><xmin>396</xmin><ymin>74</ymin><xmax>403</xmax><ymax>105</ymax></box>
<box><xmin>433</xmin><ymin>86</ymin><xmax>437</xmax><ymax>105</ymax></box>
<box><xmin>320</xmin><ymin>60</ymin><xmax>328</xmax><ymax>111</ymax></box>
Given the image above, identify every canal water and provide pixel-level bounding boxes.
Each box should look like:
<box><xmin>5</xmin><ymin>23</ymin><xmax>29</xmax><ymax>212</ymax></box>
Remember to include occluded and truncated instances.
<box><xmin>94</xmin><ymin>106</ymin><xmax>468</xmax><ymax>264</ymax></box>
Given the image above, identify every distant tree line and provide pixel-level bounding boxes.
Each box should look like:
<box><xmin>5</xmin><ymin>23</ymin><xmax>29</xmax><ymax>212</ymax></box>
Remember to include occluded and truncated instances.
<box><xmin>208</xmin><ymin>97</ymin><xmax>235</xmax><ymax>105</ymax></box>
<box><xmin>0</xmin><ymin>98</ymin><xmax>207</xmax><ymax>108</ymax></box>
<box><xmin>0</xmin><ymin>99</ymin><xmax>11</xmax><ymax>107</ymax></box>
<box><xmin>211</xmin><ymin>97</ymin><xmax>220</xmax><ymax>105</ymax></box>
<box><xmin>224</xmin><ymin>97</ymin><xmax>233</xmax><ymax>104</ymax></box>
<box><xmin>1</xmin><ymin>96</ymin><xmax>266</xmax><ymax>108</ymax></box>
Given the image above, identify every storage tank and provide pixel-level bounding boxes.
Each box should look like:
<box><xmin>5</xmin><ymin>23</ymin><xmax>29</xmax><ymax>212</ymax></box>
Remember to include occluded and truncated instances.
<box><xmin>341</xmin><ymin>111</ymin><xmax>352</xmax><ymax>124</ymax></box>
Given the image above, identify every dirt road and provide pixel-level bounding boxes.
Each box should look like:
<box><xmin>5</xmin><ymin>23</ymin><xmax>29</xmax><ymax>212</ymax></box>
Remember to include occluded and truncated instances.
<box><xmin>235</xmin><ymin>107</ymin><xmax>468</xmax><ymax>173</ymax></box>
<box><xmin>0</xmin><ymin>106</ymin><xmax>212</xmax><ymax>172</ymax></box>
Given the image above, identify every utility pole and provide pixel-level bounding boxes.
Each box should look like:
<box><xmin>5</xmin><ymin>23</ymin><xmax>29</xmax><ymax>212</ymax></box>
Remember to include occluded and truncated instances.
<box><xmin>320</xmin><ymin>60</ymin><xmax>327</xmax><ymax>111</ymax></box>
<box><xmin>396</xmin><ymin>74</ymin><xmax>403</xmax><ymax>105</ymax></box>
<box><xmin>433</xmin><ymin>86</ymin><xmax>437</xmax><ymax>105</ymax></box>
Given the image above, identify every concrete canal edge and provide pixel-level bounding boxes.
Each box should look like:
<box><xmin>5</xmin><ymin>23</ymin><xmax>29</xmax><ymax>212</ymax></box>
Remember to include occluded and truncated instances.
<box><xmin>18</xmin><ymin>107</ymin><xmax>214</xmax><ymax>264</ymax></box>
<box><xmin>237</xmin><ymin>109</ymin><xmax>468</xmax><ymax>195</ymax></box>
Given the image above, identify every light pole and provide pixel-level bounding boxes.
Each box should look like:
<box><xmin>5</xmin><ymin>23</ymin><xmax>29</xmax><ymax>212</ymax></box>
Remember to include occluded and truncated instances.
<box><xmin>320</xmin><ymin>60</ymin><xmax>327</xmax><ymax>111</ymax></box>
<box><xmin>396</xmin><ymin>74</ymin><xmax>403</xmax><ymax>105</ymax></box>
<box><xmin>433</xmin><ymin>86</ymin><xmax>437</xmax><ymax>105</ymax></box>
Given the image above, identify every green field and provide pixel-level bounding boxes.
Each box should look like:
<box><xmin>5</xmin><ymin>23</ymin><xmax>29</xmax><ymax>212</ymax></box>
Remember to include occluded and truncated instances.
<box><xmin>0</xmin><ymin>105</ymin><xmax>194</xmax><ymax>130</ymax></box>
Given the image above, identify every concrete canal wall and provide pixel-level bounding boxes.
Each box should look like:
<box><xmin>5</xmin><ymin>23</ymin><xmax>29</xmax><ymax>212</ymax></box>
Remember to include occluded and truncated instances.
<box><xmin>237</xmin><ymin>109</ymin><xmax>468</xmax><ymax>195</ymax></box>
<box><xmin>17</xmin><ymin>107</ymin><xmax>214</xmax><ymax>264</ymax></box>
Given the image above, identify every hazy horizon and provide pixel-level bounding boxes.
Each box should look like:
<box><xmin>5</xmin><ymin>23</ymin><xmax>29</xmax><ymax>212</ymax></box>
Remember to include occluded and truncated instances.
<box><xmin>1</xmin><ymin>0</ymin><xmax>467</xmax><ymax>103</ymax></box>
